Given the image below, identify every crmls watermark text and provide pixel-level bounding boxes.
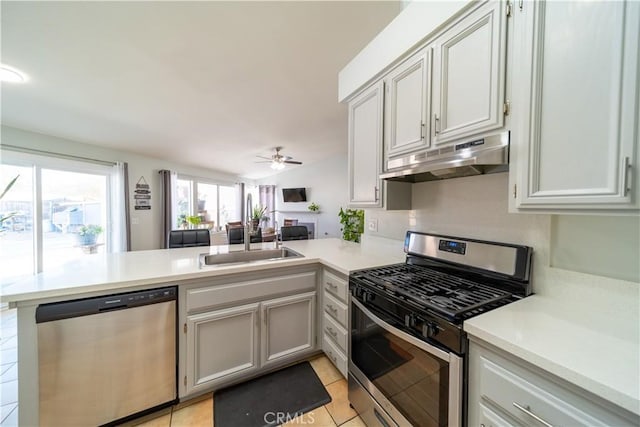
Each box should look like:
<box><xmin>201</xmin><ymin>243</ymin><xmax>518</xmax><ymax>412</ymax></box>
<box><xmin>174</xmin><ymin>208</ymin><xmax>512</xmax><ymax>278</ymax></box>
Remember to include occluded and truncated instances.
<box><xmin>264</xmin><ymin>411</ymin><xmax>316</xmax><ymax>424</ymax></box>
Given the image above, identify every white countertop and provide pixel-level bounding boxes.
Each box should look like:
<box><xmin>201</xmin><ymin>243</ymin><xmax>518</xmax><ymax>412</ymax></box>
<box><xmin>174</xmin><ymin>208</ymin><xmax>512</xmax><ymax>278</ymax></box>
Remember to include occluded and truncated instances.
<box><xmin>0</xmin><ymin>237</ymin><xmax>405</xmax><ymax>305</ymax></box>
<box><xmin>464</xmin><ymin>269</ymin><xmax>640</xmax><ymax>416</ymax></box>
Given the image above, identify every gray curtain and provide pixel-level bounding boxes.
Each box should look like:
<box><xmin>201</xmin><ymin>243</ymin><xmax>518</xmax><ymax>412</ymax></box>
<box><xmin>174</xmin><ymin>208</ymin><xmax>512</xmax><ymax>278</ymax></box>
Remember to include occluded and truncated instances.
<box><xmin>121</xmin><ymin>162</ymin><xmax>131</xmax><ymax>251</ymax></box>
<box><xmin>259</xmin><ymin>185</ymin><xmax>276</xmax><ymax>228</ymax></box>
<box><xmin>159</xmin><ymin>169</ymin><xmax>172</xmax><ymax>249</ymax></box>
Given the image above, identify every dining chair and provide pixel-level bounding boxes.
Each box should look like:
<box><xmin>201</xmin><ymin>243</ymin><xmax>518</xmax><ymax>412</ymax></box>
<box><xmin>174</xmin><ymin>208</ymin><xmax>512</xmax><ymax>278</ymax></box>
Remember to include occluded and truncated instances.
<box><xmin>281</xmin><ymin>225</ymin><xmax>308</xmax><ymax>241</ymax></box>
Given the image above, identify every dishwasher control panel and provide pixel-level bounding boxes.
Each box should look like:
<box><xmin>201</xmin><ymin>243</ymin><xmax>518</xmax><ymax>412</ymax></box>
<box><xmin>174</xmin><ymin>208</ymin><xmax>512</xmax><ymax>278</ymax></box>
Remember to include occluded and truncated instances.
<box><xmin>36</xmin><ymin>286</ymin><xmax>177</xmax><ymax>323</ymax></box>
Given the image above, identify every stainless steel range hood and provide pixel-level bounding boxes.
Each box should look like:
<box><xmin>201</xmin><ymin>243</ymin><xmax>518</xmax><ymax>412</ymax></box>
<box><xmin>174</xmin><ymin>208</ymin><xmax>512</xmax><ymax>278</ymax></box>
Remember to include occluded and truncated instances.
<box><xmin>380</xmin><ymin>132</ymin><xmax>509</xmax><ymax>183</ymax></box>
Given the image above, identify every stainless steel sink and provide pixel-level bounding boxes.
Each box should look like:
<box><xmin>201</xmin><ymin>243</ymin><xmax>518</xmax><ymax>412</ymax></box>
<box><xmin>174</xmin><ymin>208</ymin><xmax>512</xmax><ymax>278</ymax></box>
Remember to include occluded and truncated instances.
<box><xmin>200</xmin><ymin>247</ymin><xmax>303</xmax><ymax>267</ymax></box>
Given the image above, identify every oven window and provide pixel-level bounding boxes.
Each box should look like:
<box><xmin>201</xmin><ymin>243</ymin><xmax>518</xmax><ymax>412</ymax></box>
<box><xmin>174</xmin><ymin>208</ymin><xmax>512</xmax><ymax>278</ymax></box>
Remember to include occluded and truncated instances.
<box><xmin>351</xmin><ymin>303</ymin><xmax>450</xmax><ymax>427</ymax></box>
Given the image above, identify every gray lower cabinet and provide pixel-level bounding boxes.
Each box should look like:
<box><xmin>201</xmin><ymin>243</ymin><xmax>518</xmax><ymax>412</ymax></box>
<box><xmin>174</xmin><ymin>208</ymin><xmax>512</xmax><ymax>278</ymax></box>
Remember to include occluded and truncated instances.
<box><xmin>321</xmin><ymin>268</ymin><xmax>349</xmax><ymax>377</ymax></box>
<box><xmin>261</xmin><ymin>292</ymin><xmax>316</xmax><ymax>367</ymax></box>
<box><xmin>186</xmin><ymin>303</ymin><xmax>260</xmax><ymax>394</ymax></box>
<box><xmin>180</xmin><ymin>268</ymin><xmax>318</xmax><ymax>398</ymax></box>
<box><xmin>468</xmin><ymin>339</ymin><xmax>639</xmax><ymax>427</ymax></box>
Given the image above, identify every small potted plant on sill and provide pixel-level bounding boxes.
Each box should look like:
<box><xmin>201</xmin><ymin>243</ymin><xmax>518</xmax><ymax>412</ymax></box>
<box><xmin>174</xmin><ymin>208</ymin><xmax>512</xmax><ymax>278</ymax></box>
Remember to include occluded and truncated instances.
<box><xmin>308</xmin><ymin>202</ymin><xmax>320</xmax><ymax>212</ymax></box>
<box><xmin>76</xmin><ymin>224</ymin><xmax>103</xmax><ymax>246</ymax></box>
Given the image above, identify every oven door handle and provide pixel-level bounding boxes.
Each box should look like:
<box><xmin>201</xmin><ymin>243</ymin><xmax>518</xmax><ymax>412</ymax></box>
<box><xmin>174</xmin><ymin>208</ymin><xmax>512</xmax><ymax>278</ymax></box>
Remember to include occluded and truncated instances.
<box><xmin>351</xmin><ymin>297</ymin><xmax>452</xmax><ymax>362</ymax></box>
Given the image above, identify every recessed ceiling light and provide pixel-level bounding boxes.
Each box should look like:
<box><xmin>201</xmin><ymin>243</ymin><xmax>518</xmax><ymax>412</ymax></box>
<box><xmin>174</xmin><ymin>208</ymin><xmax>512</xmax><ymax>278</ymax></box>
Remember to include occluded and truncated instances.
<box><xmin>0</xmin><ymin>64</ymin><xmax>28</xmax><ymax>83</ymax></box>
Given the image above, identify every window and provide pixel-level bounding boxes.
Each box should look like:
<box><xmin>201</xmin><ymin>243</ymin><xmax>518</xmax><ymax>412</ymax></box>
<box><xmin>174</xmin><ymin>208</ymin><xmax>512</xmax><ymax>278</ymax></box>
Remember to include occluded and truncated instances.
<box><xmin>174</xmin><ymin>176</ymin><xmax>238</xmax><ymax>230</ymax></box>
<box><xmin>1</xmin><ymin>150</ymin><xmax>127</xmax><ymax>283</ymax></box>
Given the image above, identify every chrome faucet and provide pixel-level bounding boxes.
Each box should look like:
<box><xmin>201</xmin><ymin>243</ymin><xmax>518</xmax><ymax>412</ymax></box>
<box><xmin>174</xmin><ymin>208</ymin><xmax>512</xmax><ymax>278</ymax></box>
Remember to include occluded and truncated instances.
<box><xmin>244</xmin><ymin>193</ymin><xmax>253</xmax><ymax>251</ymax></box>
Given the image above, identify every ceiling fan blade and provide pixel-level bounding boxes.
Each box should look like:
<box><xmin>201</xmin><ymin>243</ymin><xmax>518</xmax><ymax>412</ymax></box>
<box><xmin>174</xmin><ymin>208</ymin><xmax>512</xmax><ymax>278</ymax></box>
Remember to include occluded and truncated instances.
<box><xmin>283</xmin><ymin>160</ymin><xmax>302</xmax><ymax>165</ymax></box>
<box><xmin>254</xmin><ymin>160</ymin><xmax>272</xmax><ymax>163</ymax></box>
<box><xmin>256</xmin><ymin>155</ymin><xmax>273</xmax><ymax>161</ymax></box>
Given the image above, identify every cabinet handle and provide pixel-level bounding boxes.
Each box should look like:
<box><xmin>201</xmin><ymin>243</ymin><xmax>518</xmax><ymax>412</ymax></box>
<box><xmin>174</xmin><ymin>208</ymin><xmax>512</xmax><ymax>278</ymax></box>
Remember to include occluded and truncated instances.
<box><xmin>623</xmin><ymin>157</ymin><xmax>632</xmax><ymax>196</ymax></box>
<box><xmin>420</xmin><ymin>121</ymin><xmax>425</xmax><ymax>139</ymax></box>
<box><xmin>326</xmin><ymin>326</ymin><xmax>337</xmax><ymax>337</ymax></box>
<box><xmin>374</xmin><ymin>186</ymin><xmax>379</xmax><ymax>201</ymax></box>
<box><xmin>329</xmin><ymin>351</ymin><xmax>337</xmax><ymax>363</ymax></box>
<box><xmin>326</xmin><ymin>281</ymin><xmax>338</xmax><ymax>290</ymax></box>
<box><xmin>327</xmin><ymin>304</ymin><xmax>338</xmax><ymax>314</ymax></box>
<box><xmin>512</xmin><ymin>402</ymin><xmax>553</xmax><ymax>427</ymax></box>
<box><xmin>434</xmin><ymin>114</ymin><xmax>440</xmax><ymax>135</ymax></box>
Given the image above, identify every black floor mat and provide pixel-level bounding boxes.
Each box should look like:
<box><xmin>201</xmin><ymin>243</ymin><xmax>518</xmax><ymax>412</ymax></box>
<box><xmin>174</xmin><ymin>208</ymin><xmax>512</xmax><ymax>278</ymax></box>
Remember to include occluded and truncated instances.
<box><xmin>214</xmin><ymin>361</ymin><xmax>331</xmax><ymax>427</ymax></box>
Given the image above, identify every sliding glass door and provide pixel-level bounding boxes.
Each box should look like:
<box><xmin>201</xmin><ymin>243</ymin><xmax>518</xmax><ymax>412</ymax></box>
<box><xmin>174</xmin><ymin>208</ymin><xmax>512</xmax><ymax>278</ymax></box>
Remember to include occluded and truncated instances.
<box><xmin>41</xmin><ymin>169</ymin><xmax>108</xmax><ymax>271</ymax></box>
<box><xmin>1</xmin><ymin>151</ymin><xmax>123</xmax><ymax>284</ymax></box>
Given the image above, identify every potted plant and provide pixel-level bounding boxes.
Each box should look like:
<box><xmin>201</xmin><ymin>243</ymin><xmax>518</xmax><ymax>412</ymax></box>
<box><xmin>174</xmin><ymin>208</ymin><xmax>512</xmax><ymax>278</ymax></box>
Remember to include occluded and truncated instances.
<box><xmin>338</xmin><ymin>208</ymin><xmax>364</xmax><ymax>243</ymax></box>
<box><xmin>76</xmin><ymin>224</ymin><xmax>103</xmax><ymax>246</ymax></box>
<box><xmin>0</xmin><ymin>175</ymin><xmax>19</xmax><ymax>232</ymax></box>
<box><xmin>186</xmin><ymin>215</ymin><xmax>201</xmax><ymax>229</ymax></box>
<box><xmin>308</xmin><ymin>202</ymin><xmax>320</xmax><ymax>212</ymax></box>
<box><xmin>251</xmin><ymin>205</ymin><xmax>268</xmax><ymax>228</ymax></box>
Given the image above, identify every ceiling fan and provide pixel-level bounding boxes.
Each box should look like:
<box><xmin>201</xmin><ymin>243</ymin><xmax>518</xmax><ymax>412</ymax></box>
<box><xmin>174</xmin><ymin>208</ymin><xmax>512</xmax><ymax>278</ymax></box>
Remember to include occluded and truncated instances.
<box><xmin>256</xmin><ymin>147</ymin><xmax>303</xmax><ymax>170</ymax></box>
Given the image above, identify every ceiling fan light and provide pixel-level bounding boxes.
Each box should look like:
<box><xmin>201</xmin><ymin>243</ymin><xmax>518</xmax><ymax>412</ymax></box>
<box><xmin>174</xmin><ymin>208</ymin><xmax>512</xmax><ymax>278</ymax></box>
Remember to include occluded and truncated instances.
<box><xmin>271</xmin><ymin>161</ymin><xmax>286</xmax><ymax>170</ymax></box>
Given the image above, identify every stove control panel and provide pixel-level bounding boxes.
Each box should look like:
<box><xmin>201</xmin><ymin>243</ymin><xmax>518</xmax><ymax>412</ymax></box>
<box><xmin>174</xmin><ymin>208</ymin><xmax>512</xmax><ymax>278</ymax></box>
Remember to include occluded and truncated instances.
<box><xmin>438</xmin><ymin>239</ymin><xmax>466</xmax><ymax>255</ymax></box>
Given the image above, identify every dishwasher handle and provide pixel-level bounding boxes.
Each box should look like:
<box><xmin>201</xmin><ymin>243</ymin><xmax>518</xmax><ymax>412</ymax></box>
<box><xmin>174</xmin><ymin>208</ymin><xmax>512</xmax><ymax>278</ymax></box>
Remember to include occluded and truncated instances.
<box><xmin>36</xmin><ymin>286</ymin><xmax>177</xmax><ymax>323</ymax></box>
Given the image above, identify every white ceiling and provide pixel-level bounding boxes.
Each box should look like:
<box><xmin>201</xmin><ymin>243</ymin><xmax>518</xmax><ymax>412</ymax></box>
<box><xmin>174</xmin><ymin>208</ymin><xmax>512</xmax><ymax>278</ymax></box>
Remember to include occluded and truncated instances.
<box><xmin>1</xmin><ymin>1</ymin><xmax>400</xmax><ymax>179</ymax></box>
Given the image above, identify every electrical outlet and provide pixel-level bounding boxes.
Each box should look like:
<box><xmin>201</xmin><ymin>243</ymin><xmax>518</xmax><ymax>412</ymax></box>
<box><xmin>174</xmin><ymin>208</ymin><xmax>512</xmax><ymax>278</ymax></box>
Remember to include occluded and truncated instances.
<box><xmin>367</xmin><ymin>218</ymin><xmax>378</xmax><ymax>232</ymax></box>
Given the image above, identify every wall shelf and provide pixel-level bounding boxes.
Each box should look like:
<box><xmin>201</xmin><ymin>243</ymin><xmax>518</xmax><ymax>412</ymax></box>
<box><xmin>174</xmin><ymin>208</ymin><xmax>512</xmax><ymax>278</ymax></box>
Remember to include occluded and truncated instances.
<box><xmin>273</xmin><ymin>210</ymin><xmax>321</xmax><ymax>214</ymax></box>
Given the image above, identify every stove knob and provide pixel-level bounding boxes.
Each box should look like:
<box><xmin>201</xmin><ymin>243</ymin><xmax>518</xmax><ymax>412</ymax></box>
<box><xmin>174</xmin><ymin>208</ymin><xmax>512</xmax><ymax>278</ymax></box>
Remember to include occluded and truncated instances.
<box><xmin>428</xmin><ymin>322</ymin><xmax>440</xmax><ymax>337</ymax></box>
<box><xmin>404</xmin><ymin>314</ymin><xmax>415</xmax><ymax>328</ymax></box>
<box><xmin>363</xmin><ymin>291</ymin><xmax>373</xmax><ymax>303</ymax></box>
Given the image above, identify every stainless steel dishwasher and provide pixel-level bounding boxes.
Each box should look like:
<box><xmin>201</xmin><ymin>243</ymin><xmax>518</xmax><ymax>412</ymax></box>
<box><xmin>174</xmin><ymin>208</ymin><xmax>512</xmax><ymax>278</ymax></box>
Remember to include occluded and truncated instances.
<box><xmin>36</xmin><ymin>287</ymin><xmax>177</xmax><ymax>426</ymax></box>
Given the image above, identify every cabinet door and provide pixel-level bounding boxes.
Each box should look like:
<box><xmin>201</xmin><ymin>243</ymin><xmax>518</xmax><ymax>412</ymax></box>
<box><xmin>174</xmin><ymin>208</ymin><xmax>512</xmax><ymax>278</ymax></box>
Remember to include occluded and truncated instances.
<box><xmin>185</xmin><ymin>303</ymin><xmax>259</xmax><ymax>395</ymax></box>
<box><xmin>512</xmin><ymin>0</ymin><xmax>639</xmax><ymax>210</ymax></box>
<box><xmin>261</xmin><ymin>292</ymin><xmax>316</xmax><ymax>367</ymax></box>
<box><xmin>432</xmin><ymin>0</ymin><xmax>507</xmax><ymax>145</ymax></box>
<box><xmin>348</xmin><ymin>81</ymin><xmax>384</xmax><ymax>207</ymax></box>
<box><xmin>384</xmin><ymin>50</ymin><xmax>431</xmax><ymax>157</ymax></box>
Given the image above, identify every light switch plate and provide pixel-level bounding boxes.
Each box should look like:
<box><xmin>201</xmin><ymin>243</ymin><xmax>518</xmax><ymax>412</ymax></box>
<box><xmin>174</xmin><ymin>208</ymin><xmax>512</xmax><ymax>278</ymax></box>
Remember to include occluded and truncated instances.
<box><xmin>367</xmin><ymin>218</ymin><xmax>378</xmax><ymax>232</ymax></box>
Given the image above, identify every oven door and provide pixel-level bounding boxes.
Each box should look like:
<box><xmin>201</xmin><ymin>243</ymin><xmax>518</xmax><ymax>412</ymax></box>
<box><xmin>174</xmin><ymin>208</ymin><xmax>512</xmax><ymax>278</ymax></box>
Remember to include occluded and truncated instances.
<box><xmin>349</xmin><ymin>298</ymin><xmax>462</xmax><ymax>427</ymax></box>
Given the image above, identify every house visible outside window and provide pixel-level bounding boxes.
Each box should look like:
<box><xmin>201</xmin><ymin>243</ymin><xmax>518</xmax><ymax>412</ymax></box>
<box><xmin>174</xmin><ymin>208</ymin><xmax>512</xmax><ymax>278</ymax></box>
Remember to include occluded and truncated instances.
<box><xmin>174</xmin><ymin>175</ymin><xmax>239</xmax><ymax>230</ymax></box>
<box><xmin>0</xmin><ymin>150</ymin><xmax>127</xmax><ymax>284</ymax></box>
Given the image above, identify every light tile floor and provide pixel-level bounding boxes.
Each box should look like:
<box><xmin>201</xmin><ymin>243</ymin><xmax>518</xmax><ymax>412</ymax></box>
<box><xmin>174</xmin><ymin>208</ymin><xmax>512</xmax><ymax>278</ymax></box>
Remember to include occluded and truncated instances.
<box><xmin>131</xmin><ymin>355</ymin><xmax>363</xmax><ymax>427</ymax></box>
<box><xmin>0</xmin><ymin>306</ymin><xmax>362</xmax><ymax>426</ymax></box>
<box><xmin>0</xmin><ymin>307</ymin><xmax>18</xmax><ymax>427</ymax></box>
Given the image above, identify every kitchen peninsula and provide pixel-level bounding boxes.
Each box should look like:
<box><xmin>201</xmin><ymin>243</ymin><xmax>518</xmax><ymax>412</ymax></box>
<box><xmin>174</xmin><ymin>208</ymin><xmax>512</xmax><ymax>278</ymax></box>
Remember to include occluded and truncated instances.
<box><xmin>2</xmin><ymin>237</ymin><xmax>638</xmax><ymax>426</ymax></box>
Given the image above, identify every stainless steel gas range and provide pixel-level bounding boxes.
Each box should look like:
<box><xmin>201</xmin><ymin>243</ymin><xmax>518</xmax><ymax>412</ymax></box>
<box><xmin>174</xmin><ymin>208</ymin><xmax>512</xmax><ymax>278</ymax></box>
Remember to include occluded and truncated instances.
<box><xmin>348</xmin><ymin>231</ymin><xmax>532</xmax><ymax>427</ymax></box>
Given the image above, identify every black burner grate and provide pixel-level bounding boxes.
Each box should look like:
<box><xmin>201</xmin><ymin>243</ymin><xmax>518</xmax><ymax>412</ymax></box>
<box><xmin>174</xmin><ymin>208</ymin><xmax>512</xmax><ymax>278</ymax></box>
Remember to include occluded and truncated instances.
<box><xmin>354</xmin><ymin>264</ymin><xmax>512</xmax><ymax>319</ymax></box>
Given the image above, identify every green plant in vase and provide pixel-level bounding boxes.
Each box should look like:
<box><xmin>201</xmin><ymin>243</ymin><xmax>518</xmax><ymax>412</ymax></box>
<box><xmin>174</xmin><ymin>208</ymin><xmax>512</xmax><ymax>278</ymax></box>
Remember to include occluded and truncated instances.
<box><xmin>186</xmin><ymin>215</ymin><xmax>202</xmax><ymax>229</ymax></box>
<box><xmin>251</xmin><ymin>205</ymin><xmax>268</xmax><ymax>228</ymax></box>
<box><xmin>77</xmin><ymin>224</ymin><xmax>104</xmax><ymax>246</ymax></box>
<box><xmin>308</xmin><ymin>202</ymin><xmax>319</xmax><ymax>212</ymax></box>
<box><xmin>338</xmin><ymin>208</ymin><xmax>364</xmax><ymax>243</ymax></box>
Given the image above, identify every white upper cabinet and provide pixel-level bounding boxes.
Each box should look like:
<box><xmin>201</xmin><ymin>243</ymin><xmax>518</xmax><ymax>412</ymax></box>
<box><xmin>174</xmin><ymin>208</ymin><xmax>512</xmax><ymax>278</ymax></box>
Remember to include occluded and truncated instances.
<box><xmin>384</xmin><ymin>49</ymin><xmax>431</xmax><ymax>157</ymax></box>
<box><xmin>348</xmin><ymin>81</ymin><xmax>384</xmax><ymax>207</ymax></box>
<box><xmin>432</xmin><ymin>0</ymin><xmax>507</xmax><ymax>146</ymax></box>
<box><xmin>511</xmin><ymin>0</ymin><xmax>640</xmax><ymax>211</ymax></box>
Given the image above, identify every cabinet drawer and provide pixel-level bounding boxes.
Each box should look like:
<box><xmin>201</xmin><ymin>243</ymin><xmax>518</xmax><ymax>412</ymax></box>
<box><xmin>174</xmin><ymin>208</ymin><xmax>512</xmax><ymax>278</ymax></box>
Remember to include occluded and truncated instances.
<box><xmin>323</xmin><ymin>313</ymin><xmax>347</xmax><ymax>353</ymax></box>
<box><xmin>479</xmin><ymin>355</ymin><xmax>636</xmax><ymax>427</ymax></box>
<box><xmin>323</xmin><ymin>292</ymin><xmax>348</xmax><ymax>327</ymax></box>
<box><xmin>186</xmin><ymin>271</ymin><xmax>316</xmax><ymax>313</ymax></box>
<box><xmin>323</xmin><ymin>334</ymin><xmax>347</xmax><ymax>378</ymax></box>
<box><xmin>322</xmin><ymin>270</ymin><xmax>348</xmax><ymax>302</ymax></box>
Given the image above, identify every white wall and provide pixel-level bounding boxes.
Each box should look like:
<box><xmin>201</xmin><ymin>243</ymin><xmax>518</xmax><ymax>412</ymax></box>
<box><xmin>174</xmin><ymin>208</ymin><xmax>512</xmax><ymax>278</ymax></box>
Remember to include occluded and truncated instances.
<box><xmin>1</xmin><ymin>125</ymin><xmax>244</xmax><ymax>250</ymax></box>
<box><xmin>365</xmin><ymin>173</ymin><xmax>639</xmax><ymax>285</ymax></box>
<box><xmin>338</xmin><ymin>0</ymin><xmax>468</xmax><ymax>101</ymax></box>
<box><xmin>256</xmin><ymin>154</ymin><xmax>348</xmax><ymax>238</ymax></box>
